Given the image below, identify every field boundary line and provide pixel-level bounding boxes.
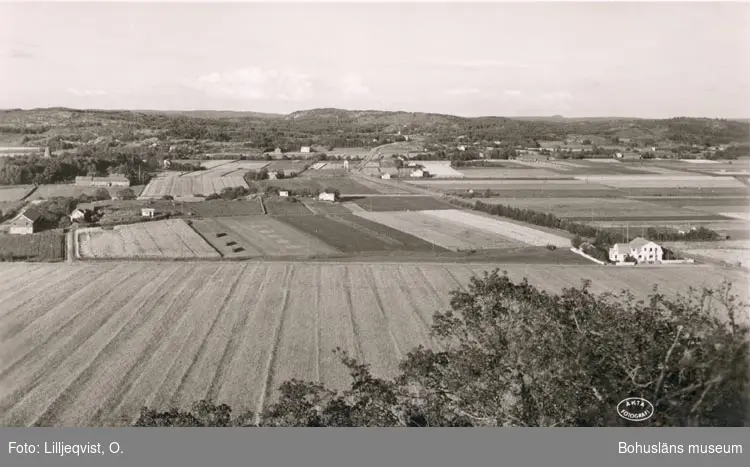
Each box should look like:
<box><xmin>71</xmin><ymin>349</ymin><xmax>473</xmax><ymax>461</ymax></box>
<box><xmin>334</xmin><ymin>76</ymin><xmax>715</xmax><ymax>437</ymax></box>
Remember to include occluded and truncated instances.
<box><xmin>185</xmin><ymin>220</ymin><xmax>224</xmax><ymax>258</ymax></box>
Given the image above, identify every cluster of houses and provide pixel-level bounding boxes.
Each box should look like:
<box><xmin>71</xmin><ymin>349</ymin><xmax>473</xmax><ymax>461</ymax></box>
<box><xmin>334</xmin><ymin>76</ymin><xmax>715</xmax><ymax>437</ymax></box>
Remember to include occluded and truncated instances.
<box><xmin>74</xmin><ymin>175</ymin><xmax>130</xmax><ymax>187</ymax></box>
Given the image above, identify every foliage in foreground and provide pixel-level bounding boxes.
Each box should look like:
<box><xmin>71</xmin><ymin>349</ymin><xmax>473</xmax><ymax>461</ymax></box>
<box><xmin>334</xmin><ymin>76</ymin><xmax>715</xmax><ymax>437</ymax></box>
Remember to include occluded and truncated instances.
<box><xmin>135</xmin><ymin>270</ymin><xmax>749</xmax><ymax>427</ymax></box>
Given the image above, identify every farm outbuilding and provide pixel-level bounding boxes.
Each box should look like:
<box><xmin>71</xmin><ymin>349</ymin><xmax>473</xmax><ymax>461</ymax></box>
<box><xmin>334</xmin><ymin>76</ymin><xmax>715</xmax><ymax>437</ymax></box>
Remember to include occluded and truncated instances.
<box><xmin>141</xmin><ymin>208</ymin><xmax>156</xmax><ymax>218</ymax></box>
<box><xmin>318</xmin><ymin>192</ymin><xmax>336</xmax><ymax>202</ymax></box>
<box><xmin>279</xmin><ymin>191</ymin><xmax>289</xmax><ymax>197</ymax></box>
<box><xmin>609</xmin><ymin>237</ymin><xmax>663</xmax><ymax>264</ymax></box>
<box><xmin>381</xmin><ymin>173</ymin><xmax>391</xmax><ymax>180</ymax></box>
<box><xmin>75</xmin><ymin>175</ymin><xmax>130</xmax><ymax>187</ymax></box>
<box><xmin>9</xmin><ymin>209</ymin><xmax>42</xmax><ymax>235</ymax></box>
<box><xmin>300</xmin><ymin>146</ymin><xmax>311</xmax><ymax>153</ymax></box>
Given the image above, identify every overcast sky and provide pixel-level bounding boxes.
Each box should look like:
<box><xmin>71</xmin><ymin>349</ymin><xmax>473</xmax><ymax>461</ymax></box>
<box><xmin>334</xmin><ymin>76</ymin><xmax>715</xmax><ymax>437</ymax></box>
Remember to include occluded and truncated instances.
<box><xmin>1</xmin><ymin>1</ymin><xmax>749</xmax><ymax>118</ymax></box>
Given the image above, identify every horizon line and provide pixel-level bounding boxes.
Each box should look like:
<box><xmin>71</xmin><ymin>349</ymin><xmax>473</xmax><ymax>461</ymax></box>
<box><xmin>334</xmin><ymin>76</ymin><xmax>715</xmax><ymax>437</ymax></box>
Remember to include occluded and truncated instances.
<box><xmin>1</xmin><ymin>106</ymin><xmax>748</xmax><ymax>121</ymax></box>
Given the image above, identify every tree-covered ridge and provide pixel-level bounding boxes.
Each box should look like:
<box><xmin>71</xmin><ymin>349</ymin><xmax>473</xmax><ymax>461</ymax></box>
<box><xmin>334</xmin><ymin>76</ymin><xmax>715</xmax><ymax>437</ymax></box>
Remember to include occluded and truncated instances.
<box><xmin>135</xmin><ymin>271</ymin><xmax>749</xmax><ymax>427</ymax></box>
<box><xmin>2</xmin><ymin>108</ymin><xmax>747</xmax><ymax>151</ymax></box>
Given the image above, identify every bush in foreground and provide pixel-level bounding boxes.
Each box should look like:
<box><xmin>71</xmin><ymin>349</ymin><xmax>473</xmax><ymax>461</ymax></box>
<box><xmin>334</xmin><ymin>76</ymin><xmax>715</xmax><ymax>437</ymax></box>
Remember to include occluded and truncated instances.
<box><xmin>135</xmin><ymin>270</ymin><xmax>749</xmax><ymax>427</ymax></box>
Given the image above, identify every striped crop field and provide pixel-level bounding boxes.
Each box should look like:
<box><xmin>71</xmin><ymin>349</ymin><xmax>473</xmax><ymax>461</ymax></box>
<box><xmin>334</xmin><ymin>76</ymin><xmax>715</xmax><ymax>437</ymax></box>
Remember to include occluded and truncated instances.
<box><xmin>0</xmin><ymin>261</ymin><xmax>745</xmax><ymax>426</ymax></box>
<box><xmin>354</xmin><ymin>209</ymin><xmax>570</xmax><ymax>251</ymax></box>
<box><xmin>76</xmin><ymin>220</ymin><xmax>219</xmax><ymax>259</ymax></box>
<box><xmin>139</xmin><ymin>173</ymin><xmax>249</xmax><ymax>200</ymax></box>
<box><xmin>189</xmin><ymin>216</ymin><xmax>338</xmax><ymax>258</ymax></box>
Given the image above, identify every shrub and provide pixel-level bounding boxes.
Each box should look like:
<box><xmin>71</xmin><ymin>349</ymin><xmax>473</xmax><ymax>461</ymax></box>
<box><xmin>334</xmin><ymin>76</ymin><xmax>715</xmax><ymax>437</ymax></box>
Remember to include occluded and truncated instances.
<box><xmin>117</xmin><ymin>188</ymin><xmax>136</xmax><ymax>200</ymax></box>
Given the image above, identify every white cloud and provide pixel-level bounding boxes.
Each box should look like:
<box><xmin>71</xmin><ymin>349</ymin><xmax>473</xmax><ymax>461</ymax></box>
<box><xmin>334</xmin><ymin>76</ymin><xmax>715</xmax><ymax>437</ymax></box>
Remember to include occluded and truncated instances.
<box><xmin>436</xmin><ymin>59</ymin><xmax>538</xmax><ymax>70</ymax></box>
<box><xmin>446</xmin><ymin>88</ymin><xmax>481</xmax><ymax>96</ymax></box>
<box><xmin>189</xmin><ymin>67</ymin><xmax>314</xmax><ymax>101</ymax></box>
<box><xmin>68</xmin><ymin>88</ymin><xmax>106</xmax><ymax>97</ymax></box>
<box><xmin>341</xmin><ymin>75</ymin><xmax>371</xmax><ymax>98</ymax></box>
<box><xmin>503</xmin><ymin>89</ymin><xmax>522</xmax><ymax>97</ymax></box>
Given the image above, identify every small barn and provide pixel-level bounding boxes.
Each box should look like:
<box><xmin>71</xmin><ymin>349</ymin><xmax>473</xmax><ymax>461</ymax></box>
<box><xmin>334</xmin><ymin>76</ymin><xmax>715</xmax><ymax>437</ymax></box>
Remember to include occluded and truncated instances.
<box><xmin>300</xmin><ymin>146</ymin><xmax>311</xmax><ymax>153</ymax></box>
<box><xmin>318</xmin><ymin>192</ymin><xmax>336</xmax><ymax>202</ymax></box>
<box><xmin>410</xmin><ymin>169</ymin><xmax>426</xmax><ymax>178</ymax></box>
<box><xmin>9</xmin><ymin>209</ymin><xmax>42</xmax><ymax>235</ymax></box>
<box><xmin>279</xmin><ymin>191</ymin><xmax>290</xmax><ymax>197</ymax></box>
<box><xmin>381</xmin><ymin>173</ymin><xmax>391</xmax><ymax>180</ymax></box>
<box><xmin>141</xmin><ymin>208</ymin><xmax>156</xmax><ymax>218</ymax></box>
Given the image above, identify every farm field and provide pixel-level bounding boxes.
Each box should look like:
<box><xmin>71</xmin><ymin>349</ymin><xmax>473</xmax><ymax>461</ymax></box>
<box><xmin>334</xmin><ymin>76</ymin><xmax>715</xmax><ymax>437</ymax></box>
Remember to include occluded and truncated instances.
<box><xmin>28</xmin><ymin>184</ymin><xmax>145</xmax><ymax>201</ymax></box>
<box><xmin>0</xmin><ymin>186</ymin><xmax>34</xmax><ymax>202</ymax></box>
<box><xmin>418</xmin><ymin>161</ymin><xmax>465</xmax><ymax>178</ymax></box>
<box><xmin>0</xmin><ymin>231</ymin><xmax>65</xmax><ymax>261</ymax></box>
<box><xmin>187</xmin><ymin>199</ymin><xmax>264</xmax><ymax>217</ymax></box>
<box><xmin>301</xmin><ymin>200</ymin><xmax>353</xmax><ymax>214</ymax></box>
<box><xmin>76</xmin><ymin>220</ymin><xmax>219</xmax><ymax>259</ymax></box>
<box><xmin>180</xmin><ymin>160</ymin><xmax>270</xmax><ymax>178</ymax></box>
<box><xmin>662</xmin><ymin>240</ymin><xmax>750</xmax><ymax>268</ymax></box>
<box><xmin>189</xmin><ymin>216</ymin><xmax>338</xmax><ymax>258</ymax></box>
<box><xmin>577</xmin><ymin>174</ymin><xmax>748</xmax><ymax>189</ymax></box>
<box><xmin>592</xmin><ymin>219</ymin><xmax>750</xmax><ymax>240</ymax></box>
<box><xmin>139</xmin><ymin>173</ymin><xmax>248</xmax><ymax>200</ymax></box>
<box><xmin>0</xmin><ymin>261</ymin><xmax>745</xmax><ymax>426</ymax></box>
<box><xmin>347</xmin><ymin>195</ymin><xmax>454</xmax><ymax>212</ymax></box>
<box><xmin>277</xmin><ymin>214</ymin><xmax>442</xmax><ymax>253</ymax></box>
<box><xmin>451</xmin><ymin>168</ymin><xmax>569</xmax><ymax>179</ymax></box>
<box><xmin>355</xmin><ymin>209</ymin><xmax>570</xmax><ymax>251</ymax></box>
<box><xmin>264</xmin><ymin>198</ymin><xmax>314</xmax><ymax>216</ymax></box>
<box><xmin>476</xmin><ymin>197</ymin><xmax>731</xmax><ymax>221</ymax></box>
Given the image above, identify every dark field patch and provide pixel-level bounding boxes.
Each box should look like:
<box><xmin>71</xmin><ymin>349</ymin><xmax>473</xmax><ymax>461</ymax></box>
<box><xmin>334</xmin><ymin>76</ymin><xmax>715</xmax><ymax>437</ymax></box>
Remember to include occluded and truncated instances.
<box><xmin>346</xmin><ymin>196</ymin><xmax>454</xmax><ymax>212</ymax></box>
<box><xmin>277</xmin><ymin>214</ymin><xmax>444</xmax><ymax>253</ymax></box>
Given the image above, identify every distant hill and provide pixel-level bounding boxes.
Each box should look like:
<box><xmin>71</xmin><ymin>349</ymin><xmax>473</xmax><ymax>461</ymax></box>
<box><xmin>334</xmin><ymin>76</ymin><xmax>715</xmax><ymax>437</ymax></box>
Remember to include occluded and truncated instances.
<box><xmin>0</xmin><ymin>107</ymin><xmax>747</xmax><ymax>149</ymax></box>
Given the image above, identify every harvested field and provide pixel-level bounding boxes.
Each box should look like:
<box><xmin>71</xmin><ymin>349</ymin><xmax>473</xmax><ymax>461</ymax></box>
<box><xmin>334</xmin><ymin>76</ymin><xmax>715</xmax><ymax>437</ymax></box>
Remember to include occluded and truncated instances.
<box><xmin>264</xmin><ymin>160</ymin><xmax>310</xmax><ymax>172</ymax></box>
<box><xmin>409</xmin><ymin>179</ymin><xmax>605</xmax><ymax>191</ymax></box>
<box><xmin>348</xmin><ymin>176</ymin><xmax>410</xmax><ymax>194</ymax></box>
<box><xmin>187</xmin><ymin>199</ymin><xmax>264</xmax><ymax>217</ymax></box>
<box><xmin>0</xmin><ymin>231</ymin><xmax>65</xmax><ymax>261</ymax></box>
<box><xmin>264</xmin><ymin>199</ymin><xmax>314</xmax><ymax>216</ymax></box>
<box><xmin>0</xmin><ymin>261</ymin><xmax>744</xmax><ymax>426</ymax></box>
<box><xmin>139</xmin><ymin>174</ymin><xmax>248</xmax><ymax>200</ymax></box>
<box><xmin>418</xmin><ymin>161</ymin><xmax>465</xmax><ymax>178</ymax></box>
<box><xmin>0</xmin><ymin>186</ymin><xmax>34</xmax><ymax>202</ymax></box>
<box><xmin>425</xmin><ymin>209</ymin><xmax>571</xmax><ymax>248</ymax></box>
<box><xmin>577</xmin><ymin>175</ymin><xmax>748</xmax><ymax>189</ymax></box>
<box><xmin>190</xmin><ymin>216</ymin><xmax>338</xmax><ymax>258</ymax></box>
<box><xmin>354</xmin><ymin>210</ymin><xmax>523</xmax><ymax>251</ymax></box>
<box><xmin>347</xmin><ymin>196</ymin><xmax>453</xmax><ymax>212</ymax></box>
<box><xmin>76</xmin><ymin>220</ymin><xmax>219</xmax><ymax>259</ymax></box>
<box><xmin>277</xmin><ymin>214</ymin><xmax>441</xmax><ymax>253</ymax></box>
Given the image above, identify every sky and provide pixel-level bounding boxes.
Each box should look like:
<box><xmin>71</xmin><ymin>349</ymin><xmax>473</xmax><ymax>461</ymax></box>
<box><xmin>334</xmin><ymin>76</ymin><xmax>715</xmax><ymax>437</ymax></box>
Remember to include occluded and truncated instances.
<box><xmin>1</xmin><ymin>1</ymin><xmax>749</xmax><ymax>118</ymax></box>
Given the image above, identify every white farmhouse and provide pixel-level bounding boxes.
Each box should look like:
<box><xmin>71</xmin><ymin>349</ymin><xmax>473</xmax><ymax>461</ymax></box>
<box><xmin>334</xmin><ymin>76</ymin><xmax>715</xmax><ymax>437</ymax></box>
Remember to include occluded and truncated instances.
<box><xmin>9</xmin><ymin>209</ymin><xmax>42</xmax><ymax>235</ymax></box>
<box><xmin>410</xmin><ymin>169</ymin><xmax>427</xmax><ymax>178</ymax></box>
<box><xmin>300</xmin><ymin>146</ymin><xmax>311</xmax><ymax>153</ymax></box>
<box><xmin>318</xmin><ymin>192</ymin><xmax>336</xmax><ymax>202</ymax></box>
<box><xmin>381</xmin><ymin>173</ymin><xmax>391</xmax><ymax>180</ymax></box>
<box><xmin>609</xmin><ymin>237</ymin><xmax>663</xmax><ymax>263</ymax></box>
<box><xmin>141</xmin><ymin>208</ymin><xmax>156</xmax><ymax>218</ymax></box>
<box><xmin>279</xmin><ymin>190</ymin><xmax>289</xmax><ymax>197</ymax></box>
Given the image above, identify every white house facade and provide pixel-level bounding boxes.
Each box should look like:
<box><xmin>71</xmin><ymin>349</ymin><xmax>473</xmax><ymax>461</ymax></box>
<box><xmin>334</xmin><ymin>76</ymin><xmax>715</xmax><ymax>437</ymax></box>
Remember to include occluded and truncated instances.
<box><xmin>609</xmin><ymin>237</ymin><xmax>663</xmax><ymax>263</ymax></box>
<box><xmin>300</xmin><ymin>146</ymin><xmax>311</xmax><ymax>153</ymax></box>
<box><xmin>318</xmin><ymin>192</ymin><xmax>336</xmax><ymax>202</ymax></box>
